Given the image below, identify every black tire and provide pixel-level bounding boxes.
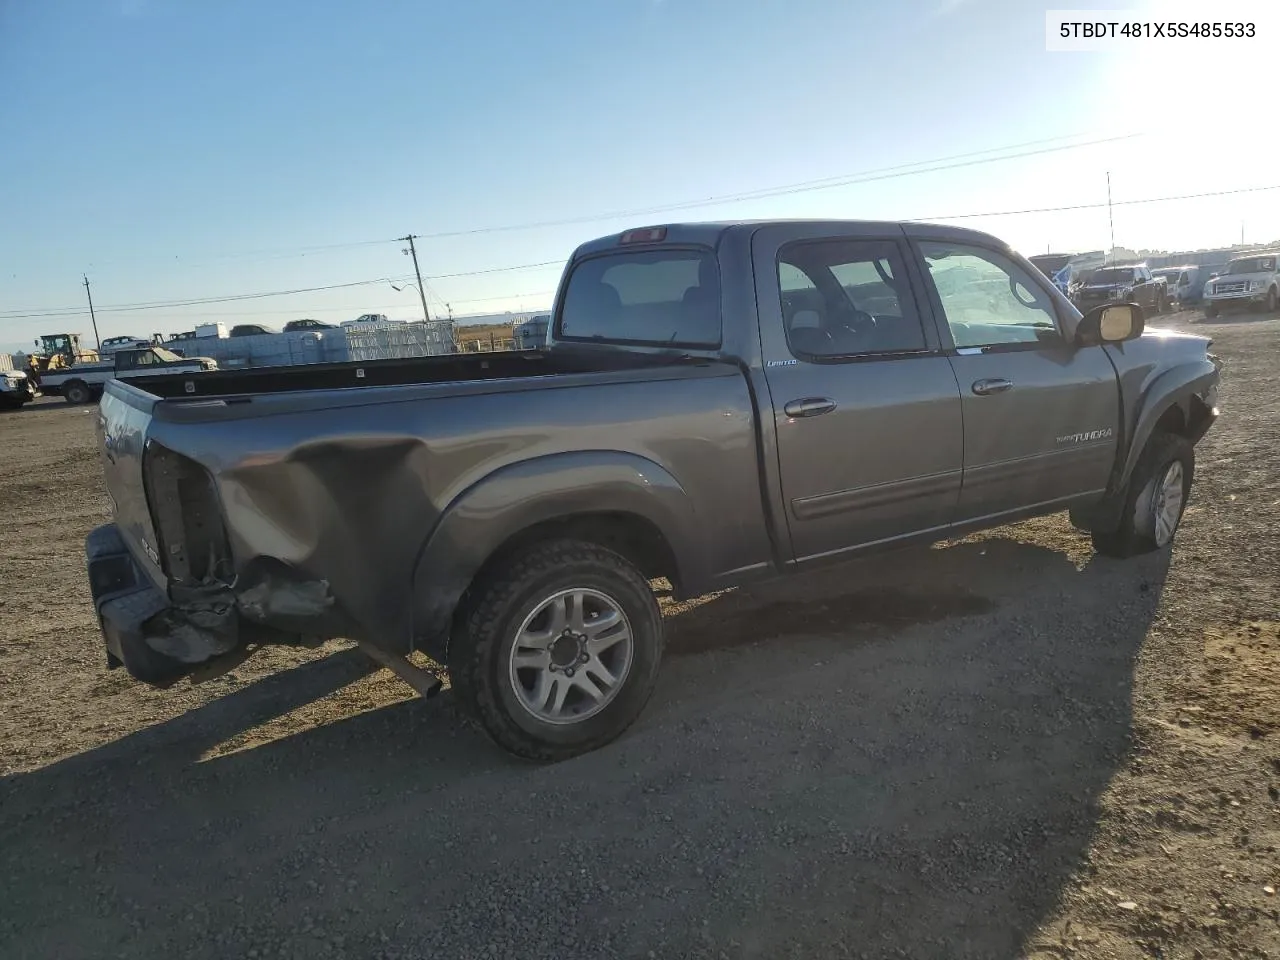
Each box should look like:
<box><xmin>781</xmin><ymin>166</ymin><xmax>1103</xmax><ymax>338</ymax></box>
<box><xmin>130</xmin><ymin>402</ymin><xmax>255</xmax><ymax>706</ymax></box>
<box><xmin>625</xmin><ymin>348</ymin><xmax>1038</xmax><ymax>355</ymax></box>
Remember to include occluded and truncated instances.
<box><xmin>64</xmin><ymin>380</ymin><xmax>91</xmax><ymax>405</ymax></box>
<box><xmin>449</xmin><ymin>539</ymin><xmax>664</xmax><ymax>761</ymax></box>
<box><xmin>1091</xmin><ymin>431</ymin><xmax>1194</xmax><ymax>558</ymax></box>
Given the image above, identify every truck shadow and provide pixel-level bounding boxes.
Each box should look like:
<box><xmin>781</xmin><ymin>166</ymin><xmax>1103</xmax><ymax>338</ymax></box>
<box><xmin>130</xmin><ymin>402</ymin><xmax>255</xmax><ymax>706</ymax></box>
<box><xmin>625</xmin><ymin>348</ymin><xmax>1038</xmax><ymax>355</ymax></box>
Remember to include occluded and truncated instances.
<box><xmin>0</xmin><ymin>533</ymin><xmax>1169</xmax><ymax>960</ymax></box>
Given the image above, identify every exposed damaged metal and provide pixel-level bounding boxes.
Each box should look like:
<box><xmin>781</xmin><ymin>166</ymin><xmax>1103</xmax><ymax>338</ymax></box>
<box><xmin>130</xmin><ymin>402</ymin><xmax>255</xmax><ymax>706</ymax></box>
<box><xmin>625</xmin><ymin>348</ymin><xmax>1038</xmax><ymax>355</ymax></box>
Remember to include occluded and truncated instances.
<box><xmin>236</xmin><ymin>574</ymin><xmax>335</xmax><ymax>622</ymax></box>
<box><xmin>142</xmin><ymin>592</ymin><xmax>238</xmax><ymax>663</ymax></box>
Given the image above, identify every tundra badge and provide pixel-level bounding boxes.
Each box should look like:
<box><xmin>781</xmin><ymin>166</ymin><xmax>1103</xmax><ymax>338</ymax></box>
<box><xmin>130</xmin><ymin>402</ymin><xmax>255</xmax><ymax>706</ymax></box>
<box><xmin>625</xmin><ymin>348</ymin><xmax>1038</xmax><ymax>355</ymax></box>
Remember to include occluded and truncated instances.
<box><xmin>1056</xmin><ymin>428</ymin><xmax>1114</xmax><ymax>445</ymax></box>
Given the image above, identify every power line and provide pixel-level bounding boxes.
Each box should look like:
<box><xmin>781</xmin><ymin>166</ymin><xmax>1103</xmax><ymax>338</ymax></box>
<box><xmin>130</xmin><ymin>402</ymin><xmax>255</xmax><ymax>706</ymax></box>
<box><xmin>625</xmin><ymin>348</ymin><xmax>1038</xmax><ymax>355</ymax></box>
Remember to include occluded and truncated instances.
<box><xmin>9</xmin><ymin>133</ymin><xmax>1122</xmax><ymax>278</ymax></box>
<box><xmin>0</xmin><ymin>259</ymin><xmax>567</xmax><ymax>320</ymax></box>
<box><xmin>3</xmin><ymin>291</ymin><xmax>560</xmax><ymax>326</ymax></box>
<box><xmin>0</xmin><ymin>277</ymin><xmax>414</xmax><ymax>321</ymax></box>
<box><xmin>413</xmin><ymin>133</ymin><xmax>1142</xmax><ymax>239</ymax></box>
<box><xmin>0</xmin><ymin>132</ymin><xmax>1137</xmax><ymax>319</ymax></box>
<box><xmin>908</xmin><ymin>182</ymin><xmax>1280</xmax><ymax>223</ymax></box>
<box><xmin>30</xmin><ymin>292</ymin><xmax>562</xmax><ymax>326</ymax></box>
<box><xmin>425</xmin><ymin>259</ymin><xmax>563</xmax><ymax>279</ymax></box>
<box><xmin>6</xmin><ymin>179</ymin><xmax>1278</xmax><ymax>324</ymax></box>
<box><xmin>80</xmin><ymin>236</ymin><xmax>400</xmax><ymax>270</ymax></box>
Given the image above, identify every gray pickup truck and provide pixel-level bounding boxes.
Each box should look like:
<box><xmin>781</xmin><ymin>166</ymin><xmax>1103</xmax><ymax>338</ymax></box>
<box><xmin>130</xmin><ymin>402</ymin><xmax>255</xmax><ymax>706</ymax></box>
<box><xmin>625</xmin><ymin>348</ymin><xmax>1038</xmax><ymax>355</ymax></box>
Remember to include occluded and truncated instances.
<box><xmin>86</xmin><ymin>220</ymin><xmax>1220</xmax><ymax>760</ymax></box>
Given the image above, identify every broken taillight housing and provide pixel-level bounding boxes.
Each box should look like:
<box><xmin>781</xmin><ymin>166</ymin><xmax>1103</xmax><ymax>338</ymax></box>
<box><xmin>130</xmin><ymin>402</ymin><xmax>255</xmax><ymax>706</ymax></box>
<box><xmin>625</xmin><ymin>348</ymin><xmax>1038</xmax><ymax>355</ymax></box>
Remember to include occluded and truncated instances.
<box><xmin>142</xmin><ymin>442</ymin><xmax>233</xmax><ymax>585</ymax></box>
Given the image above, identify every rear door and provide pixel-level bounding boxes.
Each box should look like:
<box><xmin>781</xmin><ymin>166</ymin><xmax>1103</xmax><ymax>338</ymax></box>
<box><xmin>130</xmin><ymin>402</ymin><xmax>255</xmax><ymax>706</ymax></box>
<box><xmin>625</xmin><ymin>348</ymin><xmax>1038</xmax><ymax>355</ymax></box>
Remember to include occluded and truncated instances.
<box><xmin>752</xmin><ymin>224</ymin><xmax>963</xmax><ymax>564</ymax></box>
<box><xmin>910</xmin><ymin>234</ymin><xmax>1119</xmax><ymax>524</ymax></box>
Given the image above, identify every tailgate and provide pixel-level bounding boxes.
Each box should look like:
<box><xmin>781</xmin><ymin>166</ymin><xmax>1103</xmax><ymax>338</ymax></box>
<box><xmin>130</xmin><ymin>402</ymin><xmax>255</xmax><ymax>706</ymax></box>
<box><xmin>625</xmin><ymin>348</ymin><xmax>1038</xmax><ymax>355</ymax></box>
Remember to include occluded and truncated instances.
<box><xmin>98</xmin><ymin>382</ymin><xmax>166</xmax><ymax>586</ymax></box>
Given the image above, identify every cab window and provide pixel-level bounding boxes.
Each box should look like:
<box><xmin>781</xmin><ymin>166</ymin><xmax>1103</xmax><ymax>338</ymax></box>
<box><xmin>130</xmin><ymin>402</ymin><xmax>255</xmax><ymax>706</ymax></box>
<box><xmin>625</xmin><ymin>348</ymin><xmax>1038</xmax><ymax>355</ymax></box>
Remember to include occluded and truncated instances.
<box><xmin>776</xmin><ymin>239</ymin><xmax>927</xmax><ymax>359</ymax></box>
<box><xmin>920</xmin><ymin>242</ymin><xmax>1060</xmax><ymax>350</ymax></box>
<box><xmin>558</xmin><ymin>248</ymin><xmax>720</xmax><ymax>347</ymax></box>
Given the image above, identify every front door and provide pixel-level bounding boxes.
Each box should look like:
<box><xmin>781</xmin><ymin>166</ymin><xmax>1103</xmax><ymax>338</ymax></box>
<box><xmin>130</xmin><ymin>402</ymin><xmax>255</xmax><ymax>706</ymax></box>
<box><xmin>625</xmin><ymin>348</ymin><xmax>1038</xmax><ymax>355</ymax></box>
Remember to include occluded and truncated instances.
<box><xmin>754</xmin><ymin>229</ymin><xmax>964</xmax><ymax>563</ymax></box>
<box><xmin>913</xmin><ymin>239</ymin><xmax>1120</xmax><ymax>524</ymax></box>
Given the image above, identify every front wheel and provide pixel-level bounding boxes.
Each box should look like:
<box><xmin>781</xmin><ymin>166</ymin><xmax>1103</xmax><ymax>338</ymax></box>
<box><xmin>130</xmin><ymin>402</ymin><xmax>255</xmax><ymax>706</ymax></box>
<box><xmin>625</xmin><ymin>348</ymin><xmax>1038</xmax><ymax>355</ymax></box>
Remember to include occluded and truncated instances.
<box><xmin>449</xmin><ymin>539</ymin><xmax>664</xmax><ymax>761</ymax></box>
<box><xmin>1091</xmin><ymin>431</ymin><xmax>1194</xmax><ymax>558</ymax></box>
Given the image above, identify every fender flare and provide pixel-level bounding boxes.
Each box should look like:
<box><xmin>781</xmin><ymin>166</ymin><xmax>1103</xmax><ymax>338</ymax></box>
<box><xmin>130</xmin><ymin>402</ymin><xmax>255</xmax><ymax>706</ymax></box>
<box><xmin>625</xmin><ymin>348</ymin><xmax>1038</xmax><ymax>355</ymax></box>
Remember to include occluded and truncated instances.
<box><xmin>1118</xmin><ymin>358</ymin><xmax>1218</xmax><ymax>489</ymax></box>
<box><xmin>408</xmin><ymin>450</ymin><xmax>703</xmax><ymax>648</ymax></box>
<box><xmin>1073</xmin><ymin>358</ymin><xmax>1217</xmax><ymax>535</ymax></box>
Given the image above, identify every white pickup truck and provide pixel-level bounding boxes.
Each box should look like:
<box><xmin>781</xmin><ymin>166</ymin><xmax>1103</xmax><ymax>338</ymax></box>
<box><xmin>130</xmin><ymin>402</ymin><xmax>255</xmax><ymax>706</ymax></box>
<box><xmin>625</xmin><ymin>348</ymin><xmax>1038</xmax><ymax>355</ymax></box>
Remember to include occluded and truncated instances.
<box><xmin>1203</xmin><ymin>252</ymin><xmax>1280</xmax><ymax>317</ymax></box>
<box><xmin>41</xmin><ymin>347</ymin><xmax>217</xmax><ymax>404</ymax></box>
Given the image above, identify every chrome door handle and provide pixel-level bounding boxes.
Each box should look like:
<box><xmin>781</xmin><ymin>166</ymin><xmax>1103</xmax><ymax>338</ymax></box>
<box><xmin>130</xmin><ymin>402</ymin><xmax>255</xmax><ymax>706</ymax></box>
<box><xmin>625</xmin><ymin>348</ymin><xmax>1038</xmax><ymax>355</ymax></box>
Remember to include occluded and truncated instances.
<box><xmin>971</xmin><ymin>378</ymin><xmax>1013</xmax><ymax>396</ymax></box>
<box><xmin>783</xmin><ymin>397</ymin><xmax>836</xmax><ymax>418</ymax></box>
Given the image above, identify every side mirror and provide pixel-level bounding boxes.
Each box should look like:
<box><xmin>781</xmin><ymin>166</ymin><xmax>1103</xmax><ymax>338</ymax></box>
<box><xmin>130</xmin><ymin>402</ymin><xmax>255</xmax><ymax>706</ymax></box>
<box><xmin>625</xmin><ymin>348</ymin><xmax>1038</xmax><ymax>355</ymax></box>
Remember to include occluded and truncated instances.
<box><xmin>1077</xmin><ymin>303</ymin><xmax>1144</xmax><ymax>346</ymax></box>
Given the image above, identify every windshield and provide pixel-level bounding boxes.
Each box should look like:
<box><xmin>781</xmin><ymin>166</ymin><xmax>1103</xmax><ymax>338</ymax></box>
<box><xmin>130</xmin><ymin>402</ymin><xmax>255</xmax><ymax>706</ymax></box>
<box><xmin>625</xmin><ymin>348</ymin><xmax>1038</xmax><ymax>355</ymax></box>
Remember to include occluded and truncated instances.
<box><xmin>1088</xmin><ymin>268</ymin><xmax>1132</xmax><ymax>284</ymax></box>
<box><xmin>1227</xmin><ymin>256</ymin><xmax>1276</xmax><ymax>274</ymax></box>
<box><xmin>558</xmin><ymin>248</ymin><xmax>720</xmax><ymax>347</ymax></box>
<box><xmin>151</xmin><ymin>348</ymin><xmax>183</xmax><ymax>362</ymax></box>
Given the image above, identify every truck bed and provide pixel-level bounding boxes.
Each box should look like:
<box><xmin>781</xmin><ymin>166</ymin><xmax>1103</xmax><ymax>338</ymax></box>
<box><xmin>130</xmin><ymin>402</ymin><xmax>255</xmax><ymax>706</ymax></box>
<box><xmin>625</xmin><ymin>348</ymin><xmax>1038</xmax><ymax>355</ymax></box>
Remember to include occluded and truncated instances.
<box><xmin>129</xmin><ymin>347</ymin><xmax>710</xmax><ymax>400</ymax></box>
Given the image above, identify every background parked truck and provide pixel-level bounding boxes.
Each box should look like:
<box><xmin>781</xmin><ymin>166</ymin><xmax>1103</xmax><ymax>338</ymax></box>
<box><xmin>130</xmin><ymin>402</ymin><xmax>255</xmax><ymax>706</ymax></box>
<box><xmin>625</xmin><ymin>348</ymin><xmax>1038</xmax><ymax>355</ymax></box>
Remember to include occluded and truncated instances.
<box><xmin>1202</xmin><ymin>252</ymin><xmax>1280</xmax><ymax>317</ymax></box>
<box><xmin>41</xmin><ymin>346</ymin><xmax>216</xmax><ymax>404</ymax></box>
<box><xmin>1073</xmin><ymin>263</ymin><xmax>1169</xmax><ymax>314</ymax></box>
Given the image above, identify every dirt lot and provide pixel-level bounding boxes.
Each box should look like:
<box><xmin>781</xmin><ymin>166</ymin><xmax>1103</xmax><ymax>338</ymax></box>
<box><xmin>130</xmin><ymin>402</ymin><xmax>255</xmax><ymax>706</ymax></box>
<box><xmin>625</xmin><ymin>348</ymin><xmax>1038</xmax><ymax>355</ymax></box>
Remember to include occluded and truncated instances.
<box><xmin>2</xmin><ymin>309</ymin><xmax>1278</xmax><ymax>959</ymax></box>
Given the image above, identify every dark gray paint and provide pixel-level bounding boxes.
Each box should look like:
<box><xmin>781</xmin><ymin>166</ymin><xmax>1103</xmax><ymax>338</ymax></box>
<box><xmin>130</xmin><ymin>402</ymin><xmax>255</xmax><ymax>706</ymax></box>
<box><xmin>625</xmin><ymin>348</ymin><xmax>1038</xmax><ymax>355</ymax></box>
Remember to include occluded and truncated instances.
<box><xmin>93</xmin><ymin>219</ymin><xmax>1219</xmax><ymax>677</ymax></box>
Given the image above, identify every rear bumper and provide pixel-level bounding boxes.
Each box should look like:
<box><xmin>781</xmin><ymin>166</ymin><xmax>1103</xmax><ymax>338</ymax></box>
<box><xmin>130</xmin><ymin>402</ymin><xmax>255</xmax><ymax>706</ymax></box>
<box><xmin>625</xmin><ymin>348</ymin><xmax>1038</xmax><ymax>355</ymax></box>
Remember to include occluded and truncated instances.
<box><xmin>86</xmin><ymin>524</ymin><xmax>181</xmax><ymax>683</ymax></box>
<box><xmin>86</xmin><ymin>523</ymin><xmax>326</xmax><ymax>686</ymax></box>
<box><xmin>85</xmin><ymin>524</ymin><xmax>241</xmax><ymax>686</ymax></box>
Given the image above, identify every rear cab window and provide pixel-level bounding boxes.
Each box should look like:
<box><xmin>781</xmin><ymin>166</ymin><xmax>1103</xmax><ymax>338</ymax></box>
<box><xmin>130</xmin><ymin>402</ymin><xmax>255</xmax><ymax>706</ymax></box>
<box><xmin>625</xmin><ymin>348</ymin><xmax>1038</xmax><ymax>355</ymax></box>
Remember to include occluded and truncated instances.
<box><xmin>557</xmin><ymin>248</ymin><xmax>721</xmax><ymax>347</ymax></box>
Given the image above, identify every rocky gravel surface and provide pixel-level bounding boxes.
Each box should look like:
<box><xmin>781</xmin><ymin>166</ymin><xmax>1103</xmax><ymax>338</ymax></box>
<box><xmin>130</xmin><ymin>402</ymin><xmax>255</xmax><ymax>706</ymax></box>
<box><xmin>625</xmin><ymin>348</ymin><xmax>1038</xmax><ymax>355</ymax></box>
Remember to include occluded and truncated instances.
<box><xmin>1</xmin><ymin>308</ymin><xmax>1278</xmax><ymax>959</ymax></box>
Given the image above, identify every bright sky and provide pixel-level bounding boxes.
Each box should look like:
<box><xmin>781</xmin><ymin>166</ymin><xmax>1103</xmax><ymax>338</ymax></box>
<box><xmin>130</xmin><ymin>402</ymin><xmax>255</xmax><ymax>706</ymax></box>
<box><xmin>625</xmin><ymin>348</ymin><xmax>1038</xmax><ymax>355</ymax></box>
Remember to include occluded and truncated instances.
<box><xmin>1</xmin><ymin>0</ymin><xmax>1276</xmax><ymax>351</ymax></box>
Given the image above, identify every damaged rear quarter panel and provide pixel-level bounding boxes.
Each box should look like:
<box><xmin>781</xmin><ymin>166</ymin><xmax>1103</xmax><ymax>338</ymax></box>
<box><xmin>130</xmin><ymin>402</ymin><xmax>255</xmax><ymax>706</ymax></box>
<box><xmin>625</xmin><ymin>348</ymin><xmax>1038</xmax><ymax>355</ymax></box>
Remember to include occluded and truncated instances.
<box><xmin>144</xmin><ymin>369</ymin><xmax>766</xmax><ymax>655</ymax></box>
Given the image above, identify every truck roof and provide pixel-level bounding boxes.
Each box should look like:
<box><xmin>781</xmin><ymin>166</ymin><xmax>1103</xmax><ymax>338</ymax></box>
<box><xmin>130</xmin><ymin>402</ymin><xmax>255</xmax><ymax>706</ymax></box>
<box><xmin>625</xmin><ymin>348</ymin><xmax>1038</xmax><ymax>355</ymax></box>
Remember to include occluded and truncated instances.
<box><xmin>570</xmin><ymin>219</ymin><xmax>1015</xmax><ymax>259</ymax></box>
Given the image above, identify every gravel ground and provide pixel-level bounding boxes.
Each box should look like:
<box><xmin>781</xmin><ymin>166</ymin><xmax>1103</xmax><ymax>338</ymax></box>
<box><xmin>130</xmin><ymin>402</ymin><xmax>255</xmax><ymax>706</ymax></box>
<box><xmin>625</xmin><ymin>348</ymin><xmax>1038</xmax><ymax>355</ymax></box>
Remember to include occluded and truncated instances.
<box><xmin>1</xmin><ymin>308</ymin><xmax>1278</xmax><ymax>959</ymax></box>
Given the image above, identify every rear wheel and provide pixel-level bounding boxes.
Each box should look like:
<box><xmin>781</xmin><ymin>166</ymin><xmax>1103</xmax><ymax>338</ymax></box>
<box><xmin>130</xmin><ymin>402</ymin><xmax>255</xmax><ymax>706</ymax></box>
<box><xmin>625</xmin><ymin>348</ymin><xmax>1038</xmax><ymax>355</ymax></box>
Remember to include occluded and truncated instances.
<box><xmin>449</xmin><ymin>539</ymin><xmax>664</xmax><ymax>761</ymax></box>
<box><xmin>63</xmin><ymin>380</ymin><xmax>92</xmax><ymax>405</ymax></box>
<box><xmin>1091</xmin><ymin>431</ymin><xmax>1194</xmax><ymax>558</ymax></box>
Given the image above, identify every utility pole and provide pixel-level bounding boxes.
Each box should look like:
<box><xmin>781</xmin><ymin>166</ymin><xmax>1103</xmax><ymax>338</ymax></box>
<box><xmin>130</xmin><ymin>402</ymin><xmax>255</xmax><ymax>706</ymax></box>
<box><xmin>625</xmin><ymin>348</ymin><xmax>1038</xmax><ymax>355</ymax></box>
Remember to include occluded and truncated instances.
<box><xmin>82</xmin><ymin>274</ymin><xmax>102</xmax><ymax>349</ymax></box>
<box><xmin>399</xmin><ymin>235</ymin><xmax>431</xmax><ymax>323</ymax></box>
<box><xmin>1106</xmin><ymin>171</ymin><xmax>1115</xmax><ymax>264</ymax></box>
